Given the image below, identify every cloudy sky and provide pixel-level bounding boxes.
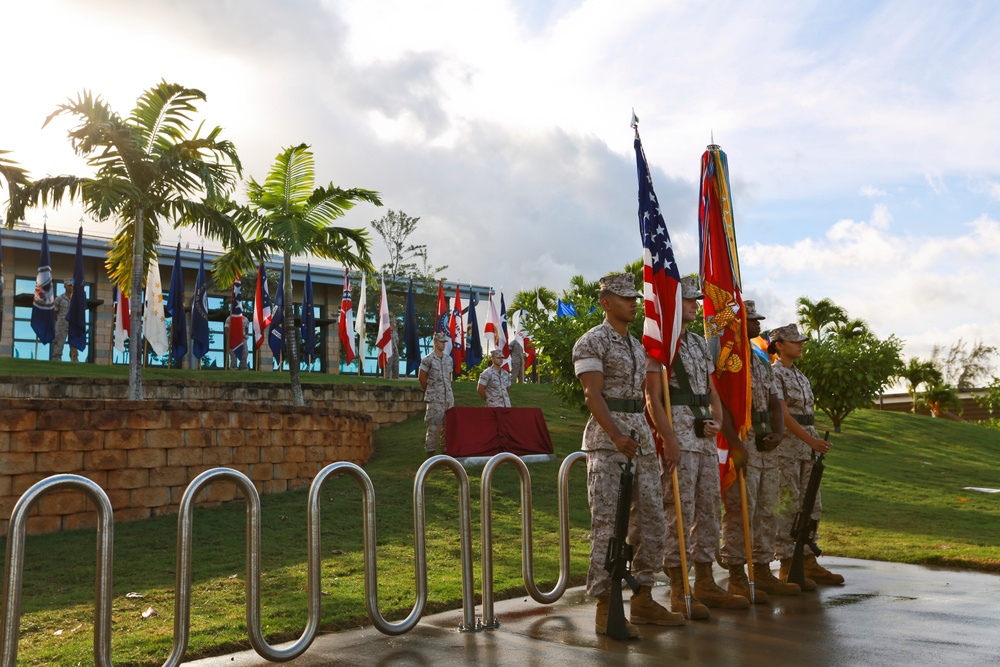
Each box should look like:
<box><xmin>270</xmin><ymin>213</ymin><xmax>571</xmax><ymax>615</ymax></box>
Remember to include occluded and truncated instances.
<box><xmin>2</xmin><ymin>0</ymin><xmax>999</xmax><ymax>372</ymax></box>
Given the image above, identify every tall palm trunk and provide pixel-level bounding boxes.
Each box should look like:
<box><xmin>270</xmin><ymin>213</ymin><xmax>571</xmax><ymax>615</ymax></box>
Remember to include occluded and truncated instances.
<box><xmin>128</xmin><ymin>208</ymin><xmax>145</xmax><ymax>400</ymax></box>
<box><xmin>283</xmin><ymin>252</ymin><xmax>304</xmax><ymax>406</ymax></box>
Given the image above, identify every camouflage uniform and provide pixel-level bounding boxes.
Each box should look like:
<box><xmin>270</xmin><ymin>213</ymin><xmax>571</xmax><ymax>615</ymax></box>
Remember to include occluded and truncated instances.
<box><xmin>478</xmin><ymin>366</ymin><xmax>511</xmax><ymax>407</ymax></box>
<box><xmin>659</xmin><ymin>331</ymin><xmax>720</xmax><ymax>568</ymax></box>
<box><xmin>721</xmin><ymin>350</ymin><xmax>783</xmax><ymax>565</ymax></box>
<box><xmin>510</xmin><ymin>339</ymin><xmax>524</xmax><ymax>382</ymax></box>
<box><xmin>383</xmin><ymin>324</ymin><xmax>400</xmax><ymax>379</ymax></box>
<box><xmin>772</xmin><ymin>359</ymin><xmax>822</xmax><ymax>560</ymax></box>
<box><xmin>50</xmin><ymin>288</ymin><xmax>78</xmax><ymax>362</ymax></box>
<box><xmin>420</xmin><ymin>351</ymin><xmax>454</xmax><ymax>454</ymax></box>
<box><xmin>574</xmin><ymin>320</ymin><xmax>665</xmax><ymax>597</ymax></box>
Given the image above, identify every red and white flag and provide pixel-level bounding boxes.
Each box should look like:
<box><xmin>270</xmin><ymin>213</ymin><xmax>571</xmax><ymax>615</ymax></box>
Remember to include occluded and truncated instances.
<box><xmin>375</xmin><ymin>277</ymin><xmax>393</xmax><ymax>361</ymax></box>
<box><xmin>114</xmin><ymin>286</ymin><xmax>130</xmax><ymax>353</ymax></box>
<box><xmin>339</xmin><ymin>269</ymin><xmax>356</xmax><ymax>364</ymax></box>
<box><xmin>252</xmin><ymin>263</ymin><xmax>272</xmax><ymax>350</ymax></box>
<box><xmin>486</xmin><ymin>293</ymin><xmax>504</xmax><ymax>348</ymax></box>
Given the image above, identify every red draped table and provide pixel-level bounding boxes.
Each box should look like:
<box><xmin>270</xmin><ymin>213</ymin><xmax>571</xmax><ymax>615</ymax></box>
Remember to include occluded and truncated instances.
<box><xmin>444</xmin><ymin>407</ymin><xmax>554</xmax><ymax>458</ymax></box>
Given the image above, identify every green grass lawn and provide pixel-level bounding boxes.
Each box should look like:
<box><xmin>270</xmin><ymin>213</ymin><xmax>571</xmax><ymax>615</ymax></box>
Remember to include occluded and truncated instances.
<box><xmin>2</xmin><ymin>364</ymin><xmax>999</xmax><ymax>665</ymax></box>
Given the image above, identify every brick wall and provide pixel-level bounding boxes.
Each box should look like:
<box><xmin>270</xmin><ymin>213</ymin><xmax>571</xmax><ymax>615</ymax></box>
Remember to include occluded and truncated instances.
<box><xmin>0</xmin><ymin>398</ymin><xmax>376</xmax><ymax>535</ymax></box>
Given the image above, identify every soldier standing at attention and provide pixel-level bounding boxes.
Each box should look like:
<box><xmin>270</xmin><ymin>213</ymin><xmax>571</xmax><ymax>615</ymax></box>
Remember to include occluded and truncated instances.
<box><xmin>720</xmin><ymin>301</ymin><xmax>800</xmax><ymax>601</ymax></box>
<box><xmin>384</xmin><ymin>320</ymin><xmax>400</xmax><ymax>379</ymax></box>
<box><xmin>51</xmin><ymin>279</ymin><xmax>78</xmax><ymax>362</ymax></box>
<box><xmin>573</xmin><ymin>273</ymin><xmax>683</xmax><ymax>638</ymax></box>
<box><xmin>769</xmin><ymin>323</ymin><xmax>845</xmax><ymax>588</ymax></box>
<box><xmin>645</xmin><ymin>275</ymin><xmax>749</xmax><ymax>620</ymax></box>
<box><xmin>478</xmin><ymin>349</ymin><xmax>511</xmax><ymax>407</ymax></box>
<box><xmin>419</xmin><ymin>331</ymin><xmax>454</xmax><ymax>457</ymax></box>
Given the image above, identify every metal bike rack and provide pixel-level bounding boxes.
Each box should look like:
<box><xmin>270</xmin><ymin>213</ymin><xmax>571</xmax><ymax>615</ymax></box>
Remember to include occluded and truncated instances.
<box><xmin>479</xmin><ymin>451</ymin><xmax>586</xmax><ymax>629</ymax></box>
<box><xmin>2</xmin><ymin>452</ymin><xmax>580</xmax><ymax>663</ymax></box>
<box><xmin>1</xmin><ymin>474</ymin><xmax>115</xmax><ymax>667</ymax></box>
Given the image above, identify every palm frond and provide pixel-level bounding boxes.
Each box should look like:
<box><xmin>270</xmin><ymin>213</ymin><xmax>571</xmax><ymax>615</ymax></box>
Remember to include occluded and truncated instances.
<box><xmin>310</xmin><ymin>225</ymin><xmax>374</xmax><ymax>271</ymax></box>
<box><xmin>1</xmin><ymin>151</ymin><xmax>32</xmax><ymax>227</ymax></box>
<box><xmin>211</xmin><ymin>238</ymin><xmax>278</xmax><ymax>289</ymax></box>
<box><xmin>305</xmin><ymin>186</ymin><xmax>382</xmax><ymax>226</ymax></box>
<box><xmin>130</xmin><ymin>80</ymin><xmax>206</xmax><ymax>156</ymax></box>
<box><xmin>105</xmin><ymin>211</ymin><xmax>162</xmax><ymax>295</ymax></box>
<box><xmin>259</xmin><ymin>144</ymin><xmax>313</xmax><ymax>213</ymax></box>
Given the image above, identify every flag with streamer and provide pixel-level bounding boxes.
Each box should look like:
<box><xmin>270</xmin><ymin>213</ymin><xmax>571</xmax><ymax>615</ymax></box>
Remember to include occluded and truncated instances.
<box><xmin>228</xmin><ymin>275</ymin><xmax>246</xmax><ymax>363</ymax></box>
<box><xmin>465</xmin><ymin>286</ymin><xmax>483</xmax><ymax>370</ymax></box>
<box><xmin>699</xmin><ymin>142</ymin><xmax>751</xmax><ymax>495</ymax></box>
<box><xmin>404</xmin><ymin>279</ymin><xmax>421</xmax><ymax>376</ymax></box>
<box><xmin>166</xmin><ymin>244</ymin><xmax>187</xmax><ymax>361</ymax></box>
<box><xmin>67</xmin><ymin>226</ymin><xmax>88</xmax><ymax>353</ymax></box>
<box><xmin>144</xmin><ymin>257</ymin><xmax>169</xmax><ymax>357</ymax></box>
<box><xmin>339</xmin><ymin>269</ymin><xmax>356</xmax><ymax>364</ymax></box>
<box><xmin>252</xmin><ymin>263</ymin><xmax>272</xmax><ymax>350</ymax></box>
<box><xmin>354</xmin><ymin>273</ymin><xmax>367</xmax><ymax>368</ymax></box>
<box><xmin>30</xmin><ymin>225</ymin><xmax>55</xmax><ymax>344</ymax></box>
<box><xmin>499</xmin><ymin>293</ymin><xmax>511</xmax><ymax>370</ymax></box>
<box><xmin>301</xmin><ymin>265</ymin><xmax>316</xmax><ymax>366</ymax></box>
<box><xmin>375</xmin><ymin>276</ymin><xmax>392</xmax><ymax>366</ymax></box>
<box><xmin>191</xmin><ymin>248</ymin><xmax>210</xmax><ymax>359</ymax></box>
<box><xmin>635</xmin><ymin>128</ymin><xmax>683</xmax><ymax>369</ymax></box>
<box><xmin>268</xmin><ymin>265</ymin><xmax>285</xmax><ymax>365</ymax></box>
<box><xmin>449</xmin><ymin>283</ymin><xmax>465</xmax><ymax>374</ymax></box>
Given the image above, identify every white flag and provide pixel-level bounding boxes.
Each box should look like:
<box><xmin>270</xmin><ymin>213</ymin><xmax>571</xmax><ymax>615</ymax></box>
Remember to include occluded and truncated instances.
<box><xmin>355</xmin><ymin>273</ymin><xmax>367</xmax><ymax>360</ymax></box>
<box><xmin>375</xmin><ymin>277</ymin><xmax>393</xmax><ymax>358</ymax></box>
<box><xmin>144</xmin><ymin>257</ymin><xmax>169</xmax><ymax>356</ymax></box>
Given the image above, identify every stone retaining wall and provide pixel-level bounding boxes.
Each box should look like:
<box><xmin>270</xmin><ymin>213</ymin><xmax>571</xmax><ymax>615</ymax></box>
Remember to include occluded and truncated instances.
<box><xmin>0</xmin><ymin>398</ymin><xmax>377</xmax><ymax>535</ymax></box>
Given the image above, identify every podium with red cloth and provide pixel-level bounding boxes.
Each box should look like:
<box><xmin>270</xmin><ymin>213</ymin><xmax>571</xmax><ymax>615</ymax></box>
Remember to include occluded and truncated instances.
<box><xmin>444</xmin><ymin>407</ymin><xmax>554</xmax><ymax>459</ymax></box>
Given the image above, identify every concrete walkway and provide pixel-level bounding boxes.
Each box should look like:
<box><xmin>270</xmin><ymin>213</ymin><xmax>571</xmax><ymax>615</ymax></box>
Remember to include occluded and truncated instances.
<box><xmin>183</xmin><ymin>557</ymin><xmax>1000</xmax><ymax>667</ymax></box>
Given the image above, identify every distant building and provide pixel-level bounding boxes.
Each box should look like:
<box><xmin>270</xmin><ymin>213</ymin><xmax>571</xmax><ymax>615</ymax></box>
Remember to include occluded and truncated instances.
<box><xmin>0</xmin><ymin>227</ymin><xmax>489</xmax><ymax>374</ymax></box>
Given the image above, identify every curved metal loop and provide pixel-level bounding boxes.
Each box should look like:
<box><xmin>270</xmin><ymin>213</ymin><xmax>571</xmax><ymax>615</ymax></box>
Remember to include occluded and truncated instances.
<box><xmin>1</xmin><ymin>474</ymin><xmax>115</xmax><ymax>667</ymax></box>
<box><xmin>479</xmin><ymin>451</ymin><xmax>587</xmax><ymax>629</ymax></box>
<box><xmin>411</xmin><ymin>455</ymin><xmax>479</xmax><ymax>633</ymax></box>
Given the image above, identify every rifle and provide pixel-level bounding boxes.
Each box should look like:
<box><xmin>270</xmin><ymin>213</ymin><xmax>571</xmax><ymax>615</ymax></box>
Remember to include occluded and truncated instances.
<box><xmin>604</xmin><ymin>432</ymin><xmax>640</xmax><ymax>640</ymax></box>
<box><xmin>786</xmin><ymin>431</ymin><xmax>829</xmax><ymax>588</ymax></box>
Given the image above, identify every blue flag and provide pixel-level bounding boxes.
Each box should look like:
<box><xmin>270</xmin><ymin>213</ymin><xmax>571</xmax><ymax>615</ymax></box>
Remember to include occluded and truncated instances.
<box><xmin>166</xmin><ymin>244</ymin><xmax>187</xmax><ymax>361</ymax></box>
<box><xmin>403</xmin><ymin>279</ymin><xmax>420</xmax><ymax>376</ymax></box>
<box><xmin>268</xmin><ymin>264</ymin><xmax>285</xmax><ymax>364</ymax></box>
<box><xmin>465</xmin><ymin>285</ymin><xmax>483</xmax><ymax>370</ymax></box>
<box><xmin>190</xmin><ymin>248</ymin><xmax>209</xmax><ymax>359</ymax></box>
<box><xmin>30</xmin><ymin>225</ymin><xmax>55</xmax><ymax>344</ymax></box>
<box><xmin>557</xmin><ymin>299</ymin><xmax>577</xmax><ymax>318</ymax></box>
<box><xmin>301</xmin><ymin>265</ymin><xmax>316</xmax><ymax>365</ymax></box>
<box><xmin>67</xmin><ymin>226</ymin><xmax>88</xmax><ymax>352</ymax></box>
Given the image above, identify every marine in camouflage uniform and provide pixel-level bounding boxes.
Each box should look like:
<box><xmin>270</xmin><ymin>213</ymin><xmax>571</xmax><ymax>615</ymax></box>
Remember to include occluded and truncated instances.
<box><xmin>649</xmin><ymin>275</ymin><xmax>748</xmax><ymax>620</ymax></box>
<box><xmin>510</xmin><ymin>338</ymin><xmax>524</xmax><ymax>383</ymax></box>
<box><xmin>478</xmin><ymin>349</ymin><xmax>511</xmax><ymax>407</ymax></box>
<box><xmin>573</xmin><ymin>273</ymin><xmax>681</xmax><ymax>638</ymax></box>
<box><xmin>51</xmin><ymin>279</ymin><xmax>79</xmax><ymax>362</ymax></box>
<box><xmin>720</xmin><ymin>301</ymin><xmax>799</xmax><ymax>601</ymax></box>
<box><xmin>383</xmin><ymin>321</ymin><xmax>400</xmax><ymax>379</ymax></box>
<box><xmin>770</xmin><ymin>323</ymin><xmax>844</xmax><ymax>587</ymax></box>
<box><xmin>419</xmin><ymin>331</ymin><xmax>454</xmax><ymax>456</ymax></box>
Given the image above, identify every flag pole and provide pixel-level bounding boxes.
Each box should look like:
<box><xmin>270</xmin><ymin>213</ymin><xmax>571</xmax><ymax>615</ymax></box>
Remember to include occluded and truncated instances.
<box><xmin>107</xmin><ymin>294</ymin><xmax>116</xmax><ymax>365</ymax></box>
<box><xmin>661</xmin><ymin>366</ymin><xmax>692</xmax><ymax>618</ymax></box>
<box><xmin>738</xmin><ymin>467</ymin><xmax>756</xmax><ymax>603</ymax></box>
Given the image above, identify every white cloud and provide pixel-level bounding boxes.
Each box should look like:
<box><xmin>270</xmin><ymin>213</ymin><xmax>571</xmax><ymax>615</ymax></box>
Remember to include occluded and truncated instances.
<box><xmin>860</xmin><ymin>185</ymin><xmax>888</xmax><ymax>198</ymax></box>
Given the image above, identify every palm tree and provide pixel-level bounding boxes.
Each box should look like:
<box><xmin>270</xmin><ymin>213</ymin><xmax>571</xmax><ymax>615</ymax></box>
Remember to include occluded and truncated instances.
<box><xmin>23</xmin><ymin>82</ymin><xmax>243</xmax><ymax>399</ymax></box>
<box><xmin>1</xmin><ymin>150</ymin><xmax>30</xmax><ymax>226</ymax></box>
<box><xmin>796</xmin><ymin>296</ymin><xmax>847</xmax><ymax>342</ymax></box>
<box><xmin>922</xmin><ymin>382</ymin><xmax>963</xmax><ymax>419</ymax></box>
<box><xmin>830</xmin><ymin>317</ymin><xmax>870</xmax><ymax>341</ymax></box>
<box><xmin>901</xmin><ymin>358</ymin><xmax>943</xmax><ymax>413</ymax></box>
<box><xmin>213</xmin><ymin>144</ymin><xmax>381</xmax><ymax>406</ymax></box>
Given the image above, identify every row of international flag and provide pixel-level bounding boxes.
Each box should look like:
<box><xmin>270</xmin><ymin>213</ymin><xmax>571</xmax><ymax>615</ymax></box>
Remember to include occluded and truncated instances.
<box><xmin>337</xmin><ymin>273</ymin><xmax>534</xmax><ymax>377</ymax></box>
<box><xmin>634</xmin><ymin>115</ymin><xmax>749</xmax><ymax>494</ymax></box>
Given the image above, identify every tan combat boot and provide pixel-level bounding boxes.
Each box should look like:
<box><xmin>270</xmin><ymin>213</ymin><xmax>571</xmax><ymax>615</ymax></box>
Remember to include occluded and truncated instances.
<box><xmin>779</xmin><ymin>558</ymin><xmax>817</xmax><ymax>591</ymax></box>
<box><xmin>727</xmin><ymin>564</ymin><xmax>769</xmax><ymax>604</ymax></box>
<box><xmin>693</xmin><ymin>561</ymin><xmax>750</xmax><ymax>609</ymax></box>
<box><xmin>804</xmin><ymin>554</ymin><xmax>845</xmax><ymax>585</ymax></box>
<box><xmin>595</xmin><ymin>594</ymin><xmax>639</xmax><ymax>638</ymax></box>
<box><xmin>753</xmin><ymin>562</ymin><xmax>801</xmax><ymax>595</ymax></box>
<box><xmin>630</xmin><ymin>585</ymin><xmax>684</xmax><ymax>626</ymax></box>
<box><xmin>665</xmin><ymin>566</ymin><xmax>709</xmax><ymax>620</ymax></box>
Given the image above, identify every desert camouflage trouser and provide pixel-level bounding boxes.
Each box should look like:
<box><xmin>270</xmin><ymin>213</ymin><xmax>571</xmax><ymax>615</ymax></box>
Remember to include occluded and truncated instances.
<box><xmin>424</xmin><ymin>401</ymin><xmax>448</xmax><ymax>454</ymax></box>
<box><xmin>586</xmin><ymin>448</ymin><xmax>665</xmax><ymax>597</ymax></box>
<box><xmin>720</xmin><ymin>462</ymin><xmax>780</xmax><ymax>565</ymax></box>
<box><xmin>774</xmin><ymin>456</ymin><xmax>823</xmax><ymax>560</ymax></box>
<box><xmin>662</xmin><ymin>448</ymin><xmax>721</xmax><ymax>568</ymax></box>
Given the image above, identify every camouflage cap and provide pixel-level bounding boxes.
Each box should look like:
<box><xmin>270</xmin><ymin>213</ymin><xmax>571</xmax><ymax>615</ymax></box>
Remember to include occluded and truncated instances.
<box><xmin>744</xmin><ymin>300</ymin><xmax>765</xmax><ymax>320</ymax></box>
<box><xmin>489</xmin><ymin>348</ymin><xmax>503</xmax><ymax>359</ymax></box>
<box><xmin>433</xmin><ymin>331</ymin><xmax>448</xmax><ymax>342</ymax></box>
<box><xmin>680</xmin><ymin>275</ymin><xmax>704</xmax><ymax>300</ymax></box>
<box><xmin>599</xmin><ymin>273</ymin><xmax>641</xmax><ymax>298</ymax></box>
<box><xmin>64</xmin><ymin>278</ymin><xmax>74</xmax><ymax>286</ymax></box>
<box><xmin>769</xmin><ymin>323</ymin><xmax>807</xmax><ymax>343</ymax></box>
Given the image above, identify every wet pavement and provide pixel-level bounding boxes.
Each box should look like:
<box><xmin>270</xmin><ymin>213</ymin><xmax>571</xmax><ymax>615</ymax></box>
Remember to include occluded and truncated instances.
<box><xmin>183</xmin><ymin>557</ymin><xmax>1000</xmax><ymax>667</ymax></box>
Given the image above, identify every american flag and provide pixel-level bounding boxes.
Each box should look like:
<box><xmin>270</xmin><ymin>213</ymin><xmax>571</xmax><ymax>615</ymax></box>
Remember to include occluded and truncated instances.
<box><xmin>635</xmin><ymin>130</ymin><xmax>683</xmax><ymax>367</ymax></box>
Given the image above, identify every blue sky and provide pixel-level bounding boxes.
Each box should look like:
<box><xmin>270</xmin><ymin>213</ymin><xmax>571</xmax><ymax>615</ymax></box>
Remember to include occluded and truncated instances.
<box><xmin>2</xmin><ymin>0</ymin><xmax>998</xmax><ymax>376</ymax></box>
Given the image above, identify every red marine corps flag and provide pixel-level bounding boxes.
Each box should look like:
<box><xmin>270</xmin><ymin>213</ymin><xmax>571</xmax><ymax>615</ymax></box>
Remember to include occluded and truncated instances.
<box><xmin>699</xmin><ymin>142</ymin><xmax>751</xmax><ymax>495</ymax></box>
